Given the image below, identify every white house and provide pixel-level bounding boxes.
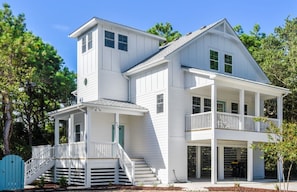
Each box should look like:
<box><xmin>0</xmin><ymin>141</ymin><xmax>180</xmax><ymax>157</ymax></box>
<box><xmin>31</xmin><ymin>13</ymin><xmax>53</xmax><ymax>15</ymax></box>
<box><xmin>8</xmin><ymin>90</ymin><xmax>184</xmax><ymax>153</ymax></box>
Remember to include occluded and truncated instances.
<box><xmin>24</xmin><ymin>17</ymin><xmax>290</xmax><ymax>187</ymax></box>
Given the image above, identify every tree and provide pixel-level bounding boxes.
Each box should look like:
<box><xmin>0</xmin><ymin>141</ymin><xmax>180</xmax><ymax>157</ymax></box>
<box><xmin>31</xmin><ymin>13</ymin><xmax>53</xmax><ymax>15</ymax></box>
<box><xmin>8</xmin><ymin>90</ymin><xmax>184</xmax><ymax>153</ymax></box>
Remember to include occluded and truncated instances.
<box><xmin>253</xmin><ymin>120</ymin><xmax>297</xmax><ymax>191</ymax></box>
<box><xmin>147</xmin><ymin>22</ymin><xmax>182</xmax><ymax>45</ymax></box>
<box><xmin>235</xmin><ymin>18</ymin><xmax>297</xmax><ymax>122</ymax></box>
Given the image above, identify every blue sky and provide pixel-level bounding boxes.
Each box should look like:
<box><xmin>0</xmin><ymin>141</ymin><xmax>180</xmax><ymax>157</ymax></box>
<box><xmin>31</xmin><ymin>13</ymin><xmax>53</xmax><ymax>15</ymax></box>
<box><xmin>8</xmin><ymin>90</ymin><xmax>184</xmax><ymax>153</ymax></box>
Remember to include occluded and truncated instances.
<box><xmin>2</xmin><ymin>0</ymin><xmax>297</xmax><ymax>72</ymax></box>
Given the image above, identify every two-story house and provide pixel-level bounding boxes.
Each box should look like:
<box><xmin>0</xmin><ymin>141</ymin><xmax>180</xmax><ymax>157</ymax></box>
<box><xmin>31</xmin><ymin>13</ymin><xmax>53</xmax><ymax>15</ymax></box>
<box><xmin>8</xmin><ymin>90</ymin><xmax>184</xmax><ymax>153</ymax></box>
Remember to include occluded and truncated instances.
<box><xmin>24</xmin><ymin>17</ymin><xmax>289</xmax><ymax>187</ymax></box>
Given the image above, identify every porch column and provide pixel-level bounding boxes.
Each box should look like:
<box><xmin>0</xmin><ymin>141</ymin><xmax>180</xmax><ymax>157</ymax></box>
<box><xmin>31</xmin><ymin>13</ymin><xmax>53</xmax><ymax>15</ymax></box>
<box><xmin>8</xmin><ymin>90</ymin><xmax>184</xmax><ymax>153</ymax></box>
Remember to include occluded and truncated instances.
<box><xmin>196</xmin><ymin>146</ymin><xmax>201</xmax><ymax>178</ymax></box>
<box><xmin>54</xmin><ymin>118</ymin><xmax>60</xmax><ymax>146</ymax></box>
<box><xmin>239</xmin><ymin>89</ymin><xmax>245</xmax><ymax>130</ymax></box>
<box><xmin>247</xmin><ymin>140</ymin><xmax>253</xmax><ymax>181</ymax></box>
<box><xmin>211</xmin><ymin>83</ymin><xmax>217</xmax><ymax>184</ymax></box>
<box><xmin>84</xmin><ymin>110</ymin><xmax>91</xmax><ymax>188</ymax></box>
<box><xmin>277</xmin><ymin>96</ymin><xmax>283</xmax><ymax>127</ymax></box>
<box><xmin>218</xmin><ymin>146</ymin><xmax>224</xmax><ymax>180</ymax></box>
<box><xmin>114</xmin><ymin>113</ymin><xmax>120</xmax><ymax>144</ymax></box>
<box><xmin>255</xmin><ymin>92</ymin><xmax>260</xmax><ymax>132</ymax></box>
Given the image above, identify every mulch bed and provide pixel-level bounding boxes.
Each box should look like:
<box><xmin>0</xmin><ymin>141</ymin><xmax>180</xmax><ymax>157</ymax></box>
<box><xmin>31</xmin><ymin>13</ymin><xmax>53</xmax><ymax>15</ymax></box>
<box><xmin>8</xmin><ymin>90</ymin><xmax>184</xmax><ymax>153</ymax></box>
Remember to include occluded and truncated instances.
<box><xmin>207</xmin><ymin>186</ymin><xmax>297</xmax><ymax>192</ymax></box>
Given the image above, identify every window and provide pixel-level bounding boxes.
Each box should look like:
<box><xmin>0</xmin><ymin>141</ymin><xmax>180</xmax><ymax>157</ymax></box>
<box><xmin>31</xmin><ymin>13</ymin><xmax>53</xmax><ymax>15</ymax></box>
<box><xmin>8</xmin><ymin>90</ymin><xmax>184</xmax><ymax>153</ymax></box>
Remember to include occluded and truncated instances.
<box><xmin>210</xmin><ymin>50</ymin><xmax>219</xmax><ymax>70</ymax></box>
<box><xmin>87</xmin><ymin>32</ymin><xmax>92</xmax><ymax>50</ymax></box>
<box><xmin>224</xmin><ymin>54</ymin><xmax>232</xmax><ymax>73</ymax></box>
<box><xmin>82</xmin><ymin>36</ymin><xmax>86</xmax><ymax>53</ymax></box>
<box><xmin>118</xmin><ymin>34</ymin><xmax>128</xmax><ymax>51</ymax></box>
<box><xmin>75</xmin><ymin>124</ymin><xmax>81</xmax><ymax>142</ymax></box>
<box><xmin>157</xmin><ymin>94</ymin><xmax>164</xmax><ymax>113</ymax></box>
<box><xmin>231</xmin><ymin>103</ymin><xmax>239</xmax><ymax>114</ymax></box>
<box><xmin>217</xmin><ymin>101</ymin><xmax>226</xmax><ymax>112</ymax></box>
<box><xmin>204</xmin><ymin>98</ymin><xmax>211</xmax><ymax>112</ymax></box>
<box><xmin>231</xmin><ymin>103</ymin><xmax>247</xmax><ymax>115</ymax></box>
<box><xmin>105</xmin><ymin>31</ymin><xmax>115</xmax><ymax>48</ymax></box>
<box><xmin>192</xmin><ymin>97</ymin><xmax>201</xmax><ymax>114</ymax></box>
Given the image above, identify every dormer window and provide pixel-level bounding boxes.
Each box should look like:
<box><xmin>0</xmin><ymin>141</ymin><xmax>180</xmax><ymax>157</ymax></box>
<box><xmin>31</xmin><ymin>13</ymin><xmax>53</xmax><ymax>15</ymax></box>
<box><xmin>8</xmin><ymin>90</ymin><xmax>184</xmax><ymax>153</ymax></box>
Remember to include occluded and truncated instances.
<box><xmin>118</xmin><ymin>34</ymin><xmax>128</xmax><ymax>51</ymax></box>
<box><xmin>105</xmin><ymin>31</ymin><xmax>115</xmax><ymax>48</ymax></box>
<box><xmin>224</xmin><ymin>54</ymin><xmax>232</xmax><ymax>73</ymax></box>
<box><xmin>82</xmin><ymin>36</ymin><xmax>86</xmax><ymax>53</ymax></box>
<box><xmin>210</xmin><ymin>50</ymin><xmax>218</xmax><ymax>70</ymax></box>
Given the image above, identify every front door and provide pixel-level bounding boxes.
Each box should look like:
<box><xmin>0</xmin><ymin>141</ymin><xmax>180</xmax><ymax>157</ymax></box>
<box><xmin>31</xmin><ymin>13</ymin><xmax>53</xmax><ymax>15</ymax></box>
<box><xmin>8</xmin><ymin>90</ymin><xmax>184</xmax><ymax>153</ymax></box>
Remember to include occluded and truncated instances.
<box><xmin>112</xmin><ymin>125</ymin><xmax>125</xmax><ymax>148</ymax></box>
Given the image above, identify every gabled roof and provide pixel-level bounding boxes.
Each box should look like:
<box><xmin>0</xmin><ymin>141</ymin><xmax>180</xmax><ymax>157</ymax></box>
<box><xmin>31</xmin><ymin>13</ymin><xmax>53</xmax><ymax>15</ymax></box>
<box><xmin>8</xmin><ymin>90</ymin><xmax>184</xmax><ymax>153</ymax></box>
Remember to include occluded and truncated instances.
<box><xmin>69</xmin><ymin>17</ymin><xmax>165</xmax><ymax>42</ymax></box>
<box><xmin>124</xmin><ymin>18</ymin><xmax>269</xmax><ymax>84</ymax></box>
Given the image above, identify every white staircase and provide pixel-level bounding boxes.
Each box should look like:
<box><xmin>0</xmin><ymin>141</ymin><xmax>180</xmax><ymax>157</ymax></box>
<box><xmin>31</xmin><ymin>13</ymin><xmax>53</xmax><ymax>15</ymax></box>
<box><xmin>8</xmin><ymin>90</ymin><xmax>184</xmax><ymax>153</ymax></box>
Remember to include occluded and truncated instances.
<box><xmin>24</xmin><ymin>146</ymin><xmax>54</xmax><ymax>185</ymax></box>
<box><xmin>132</xmin><ymin>158</ymin><xmax>160</xmax><ymax>185</ymax></box>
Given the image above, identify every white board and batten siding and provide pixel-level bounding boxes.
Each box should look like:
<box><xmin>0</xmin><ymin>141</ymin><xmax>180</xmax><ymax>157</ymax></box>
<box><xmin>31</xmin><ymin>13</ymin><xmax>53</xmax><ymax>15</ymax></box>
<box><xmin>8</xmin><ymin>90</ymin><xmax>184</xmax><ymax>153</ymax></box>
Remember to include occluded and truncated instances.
<box><xmin>130</xmin><ymin>64</ymin><xmax>170</xmax><ymax>183</ymax></box>
<box><xmin>77</xmin><ymin>22</ymin><xmax>160</xmax><ymax>103</ymax></box>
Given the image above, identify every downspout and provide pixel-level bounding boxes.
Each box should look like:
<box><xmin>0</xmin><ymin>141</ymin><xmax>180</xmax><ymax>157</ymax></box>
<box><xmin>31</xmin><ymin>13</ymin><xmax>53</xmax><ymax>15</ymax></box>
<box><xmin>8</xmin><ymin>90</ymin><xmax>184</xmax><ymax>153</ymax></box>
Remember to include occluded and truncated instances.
<box><xmin>123</xmin><ymin>74</ymin><xmax>131</xmax><ymax>102</ymax></box>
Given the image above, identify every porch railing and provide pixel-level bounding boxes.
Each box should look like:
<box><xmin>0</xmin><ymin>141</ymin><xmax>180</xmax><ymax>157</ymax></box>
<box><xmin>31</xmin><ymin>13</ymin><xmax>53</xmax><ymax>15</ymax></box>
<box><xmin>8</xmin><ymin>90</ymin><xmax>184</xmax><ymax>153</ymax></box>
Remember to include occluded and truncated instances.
<box><xmin>116</xmin><ymin>143</ymin><xmax>135</xmax><ymax>185</ymax></box>
<box><xmin>186</xmin><ymin>112</ymin><xmax>279</xmax><ymax>132</ymax></box>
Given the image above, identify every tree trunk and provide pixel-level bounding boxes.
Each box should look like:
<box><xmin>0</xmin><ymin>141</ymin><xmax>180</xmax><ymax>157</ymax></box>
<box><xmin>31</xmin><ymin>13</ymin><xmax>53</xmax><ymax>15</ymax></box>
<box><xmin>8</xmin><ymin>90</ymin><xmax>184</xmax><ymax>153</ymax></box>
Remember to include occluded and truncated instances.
<box><xmin>2</xmin><ymin>90</ymin><xmax>12</xmax><ymax>155</ymax></box>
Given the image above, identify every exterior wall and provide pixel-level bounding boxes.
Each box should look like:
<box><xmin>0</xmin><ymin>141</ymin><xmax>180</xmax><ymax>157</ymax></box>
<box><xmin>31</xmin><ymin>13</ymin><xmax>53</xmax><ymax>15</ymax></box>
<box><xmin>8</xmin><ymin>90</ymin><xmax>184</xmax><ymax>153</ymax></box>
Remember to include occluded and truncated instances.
<box><xmin>180</xmin><ymin>32</ymin><xmax>268</xmax><ymax>83</ymax></box>
<box><xmin>130</xmin><ymin>64</ymin><xmax>169</xmax><ymax>183</ymax></box>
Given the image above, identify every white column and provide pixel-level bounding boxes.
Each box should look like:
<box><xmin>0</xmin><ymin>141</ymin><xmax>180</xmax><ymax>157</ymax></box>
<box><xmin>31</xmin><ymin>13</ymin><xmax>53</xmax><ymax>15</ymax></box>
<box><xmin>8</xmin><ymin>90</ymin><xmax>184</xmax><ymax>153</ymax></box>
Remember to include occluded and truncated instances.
<box><xmin>277</xmin><ymin>159</ymin><xmax>283</xmax><ymax>182</ymax></box>
<box><xmin>84</xmin><ymin>110</ymin><xmax>91</xmax><ymax>188</ymax></box>
<box><xmin>255</xmin><ymin>92</ymin><xmax>260</xmax><ymax>132</ymax></box>
<box><xmin>247</xmin><ymin>141</ymin><xmax>253</xmax><ymax>181</ymax></box>
<box><xmin>218</xmin><ymin>146</ymin><xmax>224</xmax><ymax>180</ymax></box>
<box><xmin>239</xmin><ymin>89</ymin><xmax>245</xmax><ymax>130</ymax></box>
<box><xmin>114</xmin><ymin>113</ymin><xmax>120</xmax><ymax>144</ymax></box>
<box><xmin>277</xmin><ymin>96</ymin><xmax>283</xmax><ymax>127</ymax></box>
<box><xmin>211</xmin><ymin>83</ymin><xmax>217</xmax><ymax>184</ymax></box>
<box><xmin>54</xmin><ymin>118</ymin><xmax>60</xmax><ymax>146</ymax></box>
<box><xmin>196</xmin><ymin>146</ymin><xmax>201</xmax><ymax>179</ymax></box>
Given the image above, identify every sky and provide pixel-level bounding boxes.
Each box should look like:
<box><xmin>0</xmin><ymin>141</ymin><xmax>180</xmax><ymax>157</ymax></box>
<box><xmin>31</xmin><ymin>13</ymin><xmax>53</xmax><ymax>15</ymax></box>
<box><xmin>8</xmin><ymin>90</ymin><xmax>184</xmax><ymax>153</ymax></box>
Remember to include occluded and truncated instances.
<box><xmin>1</xmin><ymin>0</ymin><xmax>297</xmax><ymax>72</ymax></box>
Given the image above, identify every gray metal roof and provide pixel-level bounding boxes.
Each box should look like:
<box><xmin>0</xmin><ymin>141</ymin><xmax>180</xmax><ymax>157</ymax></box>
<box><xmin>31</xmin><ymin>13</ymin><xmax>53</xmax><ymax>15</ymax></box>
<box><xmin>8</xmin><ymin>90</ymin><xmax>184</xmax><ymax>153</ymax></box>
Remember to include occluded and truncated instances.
<box><xmin>124</xmin><ymin>18</ymin><xmax>225</xmax><ymax>74</ymax></box>
<box><xmin>83</xmin><ymin>99</ymin><xmax>147</xmax><ymax>111</ymax></box>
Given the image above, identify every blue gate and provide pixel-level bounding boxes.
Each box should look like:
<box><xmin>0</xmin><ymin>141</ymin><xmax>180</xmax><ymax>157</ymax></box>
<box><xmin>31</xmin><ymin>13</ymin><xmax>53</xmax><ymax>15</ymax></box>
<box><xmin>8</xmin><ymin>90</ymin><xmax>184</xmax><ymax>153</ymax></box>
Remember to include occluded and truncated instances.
<box><xmin>0</xmin><ymin>155</ymin><xmax>24</xmax><ymax>190</ymax></box>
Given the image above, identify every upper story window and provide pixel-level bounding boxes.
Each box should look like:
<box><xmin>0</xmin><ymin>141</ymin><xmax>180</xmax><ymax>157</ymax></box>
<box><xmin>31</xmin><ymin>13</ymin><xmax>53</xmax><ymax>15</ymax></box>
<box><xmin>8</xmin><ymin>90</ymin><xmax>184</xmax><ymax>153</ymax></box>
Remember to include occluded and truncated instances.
<box><xmin>204</xmin><ymin>98</ymin><xmax>211</xmax><ymax>112</ymax></box>
<box><xmin>88</xmin><ymin>32</ymin><xmax>93</xmax><ymax>50</ymax></box>
<box><xmin>224</xmin><ymin>54</ymin><xmax>232</xmax><ymax>73</ymax></box>
<box><xmin>118</xmin><ymin>34</ymin><xmax>128</xmax><ymax>51</ymax></box>
<box><xmin>210</xmin><ymin>50</ymin><xmax>219</xmax><ymax>70</ymax></box>
<box><xmin>231</xmin><ymin>102</ymin><xmax>248</xmax><ymax>115</ymax></box>
<box><xmin>217</xmin><ymin>101</ymin><xmax>226</xmax><ymax>112</ymax></box>
<box><xmin>82</xmin><ymin>36</ymin><xmax>86</xmax><ymax>53</ymax></box>
<box><xmin>75</xmin><ymin>124</ymin><xmax>81</xmax><ymax>142</ymax></box>
<box><xmin>105</xmin><ymin>31</ymin><xmax>115</xmax><ymax>48</ymax></box>
<box><xmin>157</xmin><ymin>94</ymin><xmax>164</xmax><ymax>113</ymax></box>
<box><xmin>192</xmin><ymin>97</ymin><xmax>201</xmax><ymax>114</ymax></box>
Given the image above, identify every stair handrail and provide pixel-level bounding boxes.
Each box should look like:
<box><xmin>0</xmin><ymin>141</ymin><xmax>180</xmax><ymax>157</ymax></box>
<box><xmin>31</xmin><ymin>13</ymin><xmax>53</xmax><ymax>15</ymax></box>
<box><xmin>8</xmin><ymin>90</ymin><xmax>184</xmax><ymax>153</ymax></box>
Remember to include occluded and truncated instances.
<box><xmin>24</xmin><ymin>146</ymin><xmax>54</xmax><ymax>184</ymax></box>
<box><xmin>116</xmin><ymin>143</ymin><xmax>135</xmax><ymax>185</ymax></box>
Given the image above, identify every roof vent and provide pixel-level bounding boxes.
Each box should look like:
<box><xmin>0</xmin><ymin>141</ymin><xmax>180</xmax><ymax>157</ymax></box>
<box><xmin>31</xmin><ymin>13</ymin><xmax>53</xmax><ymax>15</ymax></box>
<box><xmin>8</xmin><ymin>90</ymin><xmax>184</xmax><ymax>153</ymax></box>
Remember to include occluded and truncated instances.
<box><xmin>200</xmin><ymin>25</ymin><xmax>207</xmax><ymax>30</ymax></box>
<box><xmin>186</xmin><ymin>32</ymin><xmax>192</xmax><ymax>36</ymax></box>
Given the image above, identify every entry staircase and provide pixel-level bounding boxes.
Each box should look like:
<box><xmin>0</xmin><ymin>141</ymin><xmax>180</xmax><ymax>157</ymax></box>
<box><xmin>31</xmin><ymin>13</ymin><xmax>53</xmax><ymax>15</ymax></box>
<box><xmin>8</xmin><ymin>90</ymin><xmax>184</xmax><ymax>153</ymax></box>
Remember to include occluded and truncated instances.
<box><xmin>24</xmin><ymin>146</ymin><xmax>54</xmax><ymax>185</ymax></box>
<box><xmin>132</xmin><ymin>158</ymin><xmax>160</xmax><ymax>185</ymax></box>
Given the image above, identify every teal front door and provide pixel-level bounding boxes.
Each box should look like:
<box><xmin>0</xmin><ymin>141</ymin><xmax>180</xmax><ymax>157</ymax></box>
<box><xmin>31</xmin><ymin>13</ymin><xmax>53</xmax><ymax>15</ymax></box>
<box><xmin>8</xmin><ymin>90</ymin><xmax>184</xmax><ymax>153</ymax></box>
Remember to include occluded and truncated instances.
<box><xmin>112</xmin><ymin>125</ymin><xmax>125</xmax><ymax>148</ymax></box>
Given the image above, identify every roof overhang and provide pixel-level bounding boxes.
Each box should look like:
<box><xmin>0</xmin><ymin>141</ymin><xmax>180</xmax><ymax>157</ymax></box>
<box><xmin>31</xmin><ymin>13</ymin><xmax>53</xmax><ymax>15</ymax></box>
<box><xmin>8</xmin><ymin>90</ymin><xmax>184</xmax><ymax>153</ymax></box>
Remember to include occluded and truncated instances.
<box><xmin>124</xmin><ymin>58</ymin><xmax>169</xmax><ymax>76</ymax></box>
<box><xmin>183</xmin><ymin>67</ymin><xmax>290</xmax><ymax>96</ymax></box>
<box><xmin>49</xmin><ymin>99</ymin><xmax>148</xmax><ymax>119</ymax></box>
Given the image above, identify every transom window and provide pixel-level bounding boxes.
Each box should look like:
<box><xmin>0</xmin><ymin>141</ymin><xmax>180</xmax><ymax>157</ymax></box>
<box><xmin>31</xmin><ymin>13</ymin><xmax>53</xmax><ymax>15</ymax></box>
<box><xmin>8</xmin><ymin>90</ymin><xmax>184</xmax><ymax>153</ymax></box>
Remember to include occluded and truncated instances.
<box><xmin>118</xmin><ymin>34</ymin><xmax>128</xmax><ymax>51</ymax></box>
<box><xmin>88</xmin><ymin>32</ymin><xmax>93</xmax><ymax>50</ymax></box>
<box><xmin>105</xmin><ymin>31</ymin><xmax>115</xmax><ymax>48</ymax></box>
<box><xmin>192</xmin><ymin>97</ymin><xmax>201</xmax><ymax>114</ymax></box>
<box><xmin>82</xmin><ymin>36</ymin><xmax>86</xmax><ymax>53</ymax></box>
<box><xmin>210</xmin><ymin>50</ymin><xmax>219</xmax><ymax>70</ymax></box>
<box><xmin>224</xmin><ymin>54</ymin><xmax>232</xmax><ymax>73</ymax></box>
<box><xmin>157</xmin><ymin>94</ymin><xmax>164</xmax><ymax>113</ymax></box>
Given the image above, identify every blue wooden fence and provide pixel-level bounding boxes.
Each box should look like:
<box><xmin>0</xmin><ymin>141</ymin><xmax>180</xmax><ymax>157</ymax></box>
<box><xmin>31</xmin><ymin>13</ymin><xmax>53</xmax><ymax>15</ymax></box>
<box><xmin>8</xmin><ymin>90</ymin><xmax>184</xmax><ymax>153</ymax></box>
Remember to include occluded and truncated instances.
<box><xmin>0</xmin><ymin>155</ymin><xmax>24</xmax><ymax>191</ymax></box>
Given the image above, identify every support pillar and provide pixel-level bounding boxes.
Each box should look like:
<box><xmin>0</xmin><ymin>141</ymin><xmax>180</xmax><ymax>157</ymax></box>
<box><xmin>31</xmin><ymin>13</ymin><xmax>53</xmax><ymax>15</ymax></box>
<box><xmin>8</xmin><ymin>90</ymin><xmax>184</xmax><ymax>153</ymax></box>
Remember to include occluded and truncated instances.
<box><xmin>255</xmin><ymin>92</ymin><xmax>260</xmax><ymax>132</ymax></box>
<box><xmin>114</xmin><ymin>113</ymin><xmax>120</xmax><ymax>144</ymax></box>
<box><xmin>211</xmin><ymin>83</ymin><xmax>217</xmax><ymax>184</ymax></box>
<box><xmin>84</xmin><ymin>110</ymin><xmax>91</xmax><ymax>188</ymax></box>
<box><xmin>247</xmin><ymin>141</ymin><xmax>253</xmax><ymax>181</ymax></box>
<box><xmin>218</xmin><ymin>146</ymin><xmax>224</xmax><ymax>180</ymax></box>
<box><xmin>277</xmin><ymin>96</ymin><xmax>283</xmax><ymax>127</ymax></box>
<box><xmin>239</xmin><ymin>89</ymin><xmax>244</xmax><ymax>130</ymax></box>
<box><xmin>54</xmin><ymin>118</ymin><xmax>60</xmax><ymax>183</ymax></box>
<box><xmin>196</xmin><ymin>146</ymin><xmax>201</xmax><ymax>179</ymax></box>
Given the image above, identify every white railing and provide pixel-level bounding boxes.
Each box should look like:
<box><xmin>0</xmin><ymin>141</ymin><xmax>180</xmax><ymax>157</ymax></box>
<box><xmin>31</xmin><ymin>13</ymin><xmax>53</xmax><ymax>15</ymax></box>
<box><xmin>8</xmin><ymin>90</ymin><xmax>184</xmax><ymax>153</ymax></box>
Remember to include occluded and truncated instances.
<box><xmin>217</xmin><ymin>112</ymin><xmax>240</xmax><ymax>130</ymax></box>
<box><xmin>185</xmin><ymin>112</ymin><xmax>211</xmax><ymax>131</ymax></box>
<box><xmin>186</xmin><ymin>112</ymin><xmax>279</xmax><ymax>132</ymax></box>
<box><xmin>89</xmin><ymin>142</ymin><xmax>117</xmax><ymax>158</ymax></box>
<box><xmin>116</xmin><ymin>143</ymin><xmax>135</xmax><ymax>185</ymax></box>
<box><xmin>25</xmin><ymin>146</ymin><xmax>54</xmax><ymax>184</ymax></box>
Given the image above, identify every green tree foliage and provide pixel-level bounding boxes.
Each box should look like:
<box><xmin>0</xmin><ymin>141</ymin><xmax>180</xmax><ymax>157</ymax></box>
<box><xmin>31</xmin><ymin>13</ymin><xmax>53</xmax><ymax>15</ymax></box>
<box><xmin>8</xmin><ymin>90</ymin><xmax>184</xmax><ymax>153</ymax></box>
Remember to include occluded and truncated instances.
<box><xmin>147</xmin><ymin>22</ymin><xmax>182</xmax><ymax>45</ymax></box>
<box><xmin>253</xmin><ymin>120</ymin><xmax>297</xmax><ymax>191</ymax></box>
<box><xmin>0</xmin><ymin>4</ymin><xmax>76</xmax><ymax>158</ymax></box>
<box><xmin>235</xmin><ymin>17</ymin><xmax>297</xmax><ymax>122</ymax></box>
